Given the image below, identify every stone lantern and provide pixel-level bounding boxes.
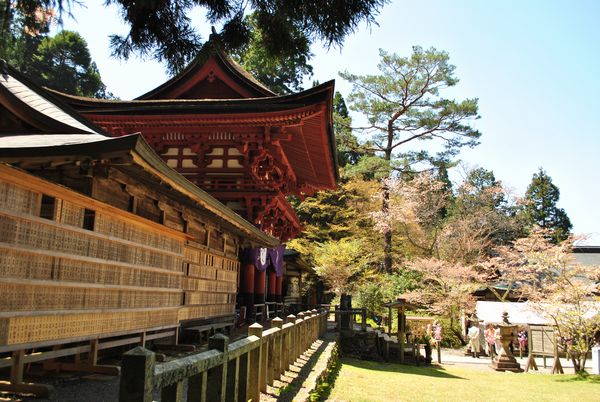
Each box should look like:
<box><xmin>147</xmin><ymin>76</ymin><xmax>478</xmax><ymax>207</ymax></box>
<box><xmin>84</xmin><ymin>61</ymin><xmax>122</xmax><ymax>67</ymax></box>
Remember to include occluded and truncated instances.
<box><xmin>491</xmin><ymin>311</ymin><xmax>523</xmax><ymax>372</ymax></box>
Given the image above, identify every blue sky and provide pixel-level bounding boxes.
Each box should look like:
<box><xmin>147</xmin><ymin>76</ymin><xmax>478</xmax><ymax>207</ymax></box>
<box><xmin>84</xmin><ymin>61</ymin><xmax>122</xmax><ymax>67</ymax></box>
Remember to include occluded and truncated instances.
<box><xmin>59</xmin><ymin>0</ymin><xmax>599</xmax><ymax>236</ymax></box>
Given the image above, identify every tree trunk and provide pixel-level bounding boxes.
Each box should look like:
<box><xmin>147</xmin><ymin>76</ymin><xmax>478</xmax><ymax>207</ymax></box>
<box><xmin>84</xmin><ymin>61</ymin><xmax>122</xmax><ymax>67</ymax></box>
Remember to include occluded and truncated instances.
<box><xmin>571</xmin><ymin>355</ymin><xmax>581</xmax><ymax>374</ymax></box>
<box><xmin>382</xmin><ymin>140</ymin><xmax>393</xmax><ymax>272</ymax></box>
<box><xmin>382</xmin><ymin>179</ymin><xmax>392</xmax><ymax>272</ymax></box>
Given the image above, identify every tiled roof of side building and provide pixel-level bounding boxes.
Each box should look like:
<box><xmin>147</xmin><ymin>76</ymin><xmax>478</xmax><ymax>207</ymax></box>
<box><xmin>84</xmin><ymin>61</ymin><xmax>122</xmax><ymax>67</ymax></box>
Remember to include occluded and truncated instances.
<box><xmin>0</xmin><ymin>62</ymin><xmax>107</xmax><ymax>135</ymax></box>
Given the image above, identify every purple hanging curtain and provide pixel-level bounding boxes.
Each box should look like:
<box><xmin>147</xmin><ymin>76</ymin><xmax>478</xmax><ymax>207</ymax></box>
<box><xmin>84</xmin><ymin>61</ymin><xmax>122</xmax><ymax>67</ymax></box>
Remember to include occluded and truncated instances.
<box><xmin>242</xmin><ymin>245</ymin><xmax>285</xmax><ymax>277</ymax></box>
<box><xmin>268</xmin><ymin>245</ymin><xmax>285</xmax><ymax>277</ymax></box>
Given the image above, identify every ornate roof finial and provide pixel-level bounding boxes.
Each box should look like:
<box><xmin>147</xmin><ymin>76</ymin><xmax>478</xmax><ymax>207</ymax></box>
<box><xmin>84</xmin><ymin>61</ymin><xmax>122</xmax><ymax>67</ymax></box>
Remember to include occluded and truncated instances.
<box><xmin>209</xmin><ymin>26</ymin><xmax>220</xmax><ymax>43</ymax></box>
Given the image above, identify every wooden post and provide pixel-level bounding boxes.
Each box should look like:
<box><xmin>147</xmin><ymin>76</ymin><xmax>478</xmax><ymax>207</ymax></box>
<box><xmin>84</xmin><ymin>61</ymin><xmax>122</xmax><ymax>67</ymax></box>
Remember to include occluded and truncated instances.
<box><xmin>296</xmin><ymin>312</ymin><xmax>305</xmax><ymax>362</ymax></box>
<box><xmin>387</xmin><ymin>306</ymin><xmax>392</xmax><ymax>335</ymax></box>
<box><xmin>119</xmin><ymin>347</ymin><xmax>155</xmax><ymax>402</ymax></box>
<box><xmin>89</xmin><ymin>339</ymin><xmax>99</xmax><ymax>366</ymax></box>
<box><xmin>236</xmin><ymin>353</ymin><xmax>249</xmax><ymax>402</ymax></box>
<box><xmin>247</xmin><ymin>323</ymin><xmax>263</xmax><ymax>402</ymax></box>
<box><xmin>399</xmin><ymin>307</ymin><xmax>405</xmax><ymax>364</ymax></box>
<box><xmin>162</xmin><ymin>381</ymin><xmax>185</xmax><ymax>402</ymax></box>
<box><xmin>525</xmin><ymin>330</ymin><xmax>538</xmax><ymax>372</ymax></box>
<box><xmin>10</xmin><ymin>350</ymin><xmax>25</xmax><ymax>384</ymax></box>
<box><xmin>280</xmin><ymin>319</ymin><xmax>290</xmax><ymax>376</ymax></box>
<box><xmin>187</xmin><ymin>371</ymin><xmax>207</xmax><ymax>402</ymax></box>
<box><xmin>551</xmin><ymin>338</ymin><xmax>564</xmax><ymax>374</ymax></box>
<box><xmin>436</xmin><ymin>341</ymin><xmax>441</xmax><ymax>364</ymax></box>
<box><xmin>312</xmin><ymin>309</ymin><xmax>319</xmax><ymax>340</ymax></box>
<box><xmin>271</xmin><ymin>317</ymin><xmax>283</xmax><ymax>383</ymax></box>
<box><xmin>225</xmin><ymin>358</ymin><xmax>237</xmax><ymax>402</ymax></box>
<box><xmin>361</xmin><ymin>308</ymin><xmax>367</xmax><ymax>331</ymax></box>
<box><xmin>286</xmin><ymin>314</ymin><xmax>296</xmax><ymax>367</ymax></box>
<box><xmin>265</xmin><ymin>335</ymin><xmax>274</xmax><ymax>387</ymax></box>
<box><xmin>206</xmin><ymin>334</ymin><xmax>229</xmax><ymax>402</ymax></box>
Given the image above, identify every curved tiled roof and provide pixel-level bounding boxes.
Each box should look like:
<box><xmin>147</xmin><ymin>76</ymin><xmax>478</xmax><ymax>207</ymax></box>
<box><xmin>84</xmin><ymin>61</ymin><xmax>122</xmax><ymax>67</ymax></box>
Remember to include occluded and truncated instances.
<box><xmin>0</xmin><ymin>64</ymin><xmax>106</xmax><ymax>135</ymax></box>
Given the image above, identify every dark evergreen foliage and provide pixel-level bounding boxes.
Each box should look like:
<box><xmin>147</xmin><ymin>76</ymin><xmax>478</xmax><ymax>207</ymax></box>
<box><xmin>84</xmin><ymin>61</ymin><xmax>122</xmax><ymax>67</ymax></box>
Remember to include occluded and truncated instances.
<box><xmin>521</xmin><ymin>168</ymin><xmax>572</xmax><ymax>243</ymax></box>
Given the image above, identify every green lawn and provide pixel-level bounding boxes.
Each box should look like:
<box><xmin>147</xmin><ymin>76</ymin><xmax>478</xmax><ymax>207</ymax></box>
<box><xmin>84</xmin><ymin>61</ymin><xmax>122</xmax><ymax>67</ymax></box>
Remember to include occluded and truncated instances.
<box><xmin>327</xmin><ymin>358</ymin><xmax>600</xmax><ymax>402</ymax></box>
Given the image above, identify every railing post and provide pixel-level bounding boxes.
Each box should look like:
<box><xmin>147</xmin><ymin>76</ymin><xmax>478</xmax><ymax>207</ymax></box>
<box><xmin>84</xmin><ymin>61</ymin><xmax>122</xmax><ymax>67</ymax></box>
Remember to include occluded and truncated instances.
<box><xmin>312</xmin><ymin>309</ymin><xmax>319</xmax><ymax>341</ymax></box>
<box><xmin>225</xmin><ymin>357</ymin><xmax>237</xmax><ymax>402</ymax></box>
<box><xmin>271</xmin><ymin>317</ymin><xmax>284</xmax><ymax>383</ymax></box>
<box><xmin>162</xmin><ymin>380</ymin><xmax>184</xmax><ymax>402</ymax></box>
<box><xmin>206</xmin><ymin>334</ymin><xmax>229</xmax><ymax>402</ymax></box>
<box><xmin>279</xmin><ymin>316</ymin><xmax>289</xmax><ymax>376</ymax></box>
<box><xmin>187</xmin><ymin>371</ymin><xmax>207</xmax><ymax>402</ymax></box>
<box><xmin>361</xmin><ymin>308</ymin><xmax>367</xmax><ymax>332</ymax></box>
<box><xmin>286</xmin><ymin>314</ymin><xmax>296</xmax><ymax>367</ymax></box>
<box><xmin>296</xmin><ymin>312</ymin><xmax>305</xmax><ymax>361</ymax></box>
<box><xmin>301</xmin><ymin>310</ymin><xmax>312</xmax><ymax>353</ymax></box>
<box><xmin>247</xmin><ymin>323</ymin><xmax>263</xmax><ymax>402</ymax></box>
<box><xmin>119</xmin><ymin>346</ymin><xmax>155</xmax><ymax>402</ymax></box>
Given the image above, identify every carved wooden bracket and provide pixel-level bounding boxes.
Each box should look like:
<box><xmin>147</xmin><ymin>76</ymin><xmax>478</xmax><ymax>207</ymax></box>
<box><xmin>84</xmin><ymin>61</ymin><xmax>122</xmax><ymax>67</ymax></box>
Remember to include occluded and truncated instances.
<box><xmin>256</xmin><ymin>196</ymin><xmax>302</xmax><ymax>242</ymax></box>
<box><xmin>249</xmin><ymin>148</ymin><xmax>296</xmax><ymax>192</ymax></box>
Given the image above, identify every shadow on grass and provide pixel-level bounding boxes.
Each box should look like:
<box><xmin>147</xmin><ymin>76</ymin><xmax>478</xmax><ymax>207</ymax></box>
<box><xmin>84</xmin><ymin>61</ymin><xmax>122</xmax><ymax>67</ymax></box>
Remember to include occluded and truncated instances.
<box><xmin>554</xmin><ymin>373</ymin><xmax>600</xmax><ymax>384</ymax></box>
<box><xmin>342</xmin><ymin>357</ymin><xmax>466</xmax><ymax>380</ymax></box>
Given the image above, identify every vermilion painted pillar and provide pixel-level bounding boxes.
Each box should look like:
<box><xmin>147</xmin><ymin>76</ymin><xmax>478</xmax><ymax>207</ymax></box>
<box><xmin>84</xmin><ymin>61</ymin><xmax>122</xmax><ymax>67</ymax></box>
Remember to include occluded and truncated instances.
<box><xmin>275</xmin><ymin>276</ymin><xmax>283</xmax><ymax>303</ymax></box>
<box><xmin>242</xmin><ymin>264</ymin><xmax>255</xmax><ymax>322</ymax></box>
<box><xmin>267</xmin><ymin>270</ymin><xmax>277</xmax><ymax>301</ymax></box>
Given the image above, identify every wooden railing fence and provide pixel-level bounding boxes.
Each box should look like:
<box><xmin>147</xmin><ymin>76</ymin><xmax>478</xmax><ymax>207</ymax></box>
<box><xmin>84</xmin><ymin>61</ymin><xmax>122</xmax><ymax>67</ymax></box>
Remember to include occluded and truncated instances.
<box><xmin>119</xmin><ymin>309</ymin><xmax>327</xmax><ymax>402</ymax></box>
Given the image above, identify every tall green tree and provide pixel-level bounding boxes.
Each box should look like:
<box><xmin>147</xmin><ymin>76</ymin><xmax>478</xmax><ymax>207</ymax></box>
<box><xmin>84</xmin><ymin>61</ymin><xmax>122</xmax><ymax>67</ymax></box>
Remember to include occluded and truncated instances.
<box><xmin>333</xmin><ymin>91</ymin><xmax>364</xmax><ymax>167</ymax></box>
<box><xmin>29</xmin><ymin>30</ymin><xmax>108</xmax><ymax>97</ymax></box>
<box><xmin>340</xmin><ymin>46</ymin><xmax>481</xmax><ymax>271</ymax></box>
<box><xmin>0</xmin><ymin>1</ymin><xmax>52</xmax><ymax>70</ymax></box>
<box><xmin>521</xmin><ymin>168</ymin><xmax>572</xmax><ymax>243</ymax></box>
<box><xmin>230</xmin><ymin>13</ymin><xmax>312</xmax><ymax>94</ymax></box>
<box><xmin>3</xmin><ymin>1</ymin><xmax>388</xmax><ymax>75</ymax></box>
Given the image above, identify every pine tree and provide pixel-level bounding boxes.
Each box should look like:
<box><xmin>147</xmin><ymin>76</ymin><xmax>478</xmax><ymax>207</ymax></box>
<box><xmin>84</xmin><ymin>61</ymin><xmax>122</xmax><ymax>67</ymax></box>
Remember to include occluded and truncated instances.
<box><xmin>340</xmin><ymin>46</ymin><xmax>481</xmax><ymax>271</ymax></box>
<box><xmin>521</xmin><ymin>168</ymin><xmax>572</xmax><ymax>243</ymax></box>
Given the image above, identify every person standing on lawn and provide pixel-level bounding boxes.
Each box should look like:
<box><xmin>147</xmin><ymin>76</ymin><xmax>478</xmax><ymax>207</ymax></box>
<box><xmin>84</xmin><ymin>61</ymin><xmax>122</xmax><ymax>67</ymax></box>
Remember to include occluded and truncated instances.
<box><xmin>468</xmin><ymin>322</ymin><xmax>481</xmax><ymax>358</ymax></box>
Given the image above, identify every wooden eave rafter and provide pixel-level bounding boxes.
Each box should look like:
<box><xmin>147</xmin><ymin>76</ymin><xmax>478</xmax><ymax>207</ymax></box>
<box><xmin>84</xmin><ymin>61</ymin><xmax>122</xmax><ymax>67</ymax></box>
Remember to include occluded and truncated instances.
<box><xmin>80</xmin><ymin>105</ymin><xmax>324</xmax><ymax>128</ymax></box>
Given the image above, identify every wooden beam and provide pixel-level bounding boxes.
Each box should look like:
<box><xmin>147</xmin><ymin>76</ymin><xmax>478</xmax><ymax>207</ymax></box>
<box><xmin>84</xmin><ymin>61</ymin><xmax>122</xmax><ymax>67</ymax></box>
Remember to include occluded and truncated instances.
<box><xmin>41</xmin><ymin>361</ymin><xmax>120</xmax><ymax>376</ymax></box>
<box><xmin>0</xmin><ymin>381</ymin><xmax>54</xmax><ymax>399</ymax></box>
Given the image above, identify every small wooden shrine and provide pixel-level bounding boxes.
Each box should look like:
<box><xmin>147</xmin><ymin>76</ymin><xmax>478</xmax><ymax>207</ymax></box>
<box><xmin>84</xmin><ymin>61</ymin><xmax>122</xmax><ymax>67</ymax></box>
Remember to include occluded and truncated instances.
<box><xmin>0</xmin><ymin>64</ymin><xmax>277</xmax><ymax>396</ymax></box>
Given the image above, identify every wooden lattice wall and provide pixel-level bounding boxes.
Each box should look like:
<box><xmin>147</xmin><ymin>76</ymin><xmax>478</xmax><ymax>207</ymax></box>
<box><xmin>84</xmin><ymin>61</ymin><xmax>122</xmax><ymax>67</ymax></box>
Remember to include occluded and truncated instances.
<box><xmin>0</xmin><ymin>164</ymin><xmax>240</xmax><ymax>348</ymax></box>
